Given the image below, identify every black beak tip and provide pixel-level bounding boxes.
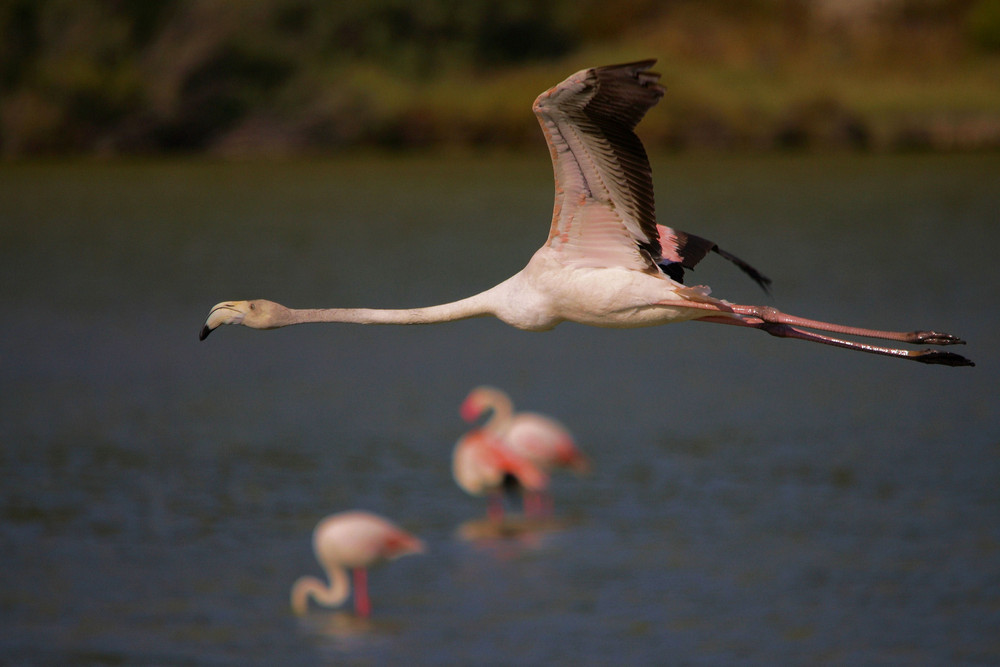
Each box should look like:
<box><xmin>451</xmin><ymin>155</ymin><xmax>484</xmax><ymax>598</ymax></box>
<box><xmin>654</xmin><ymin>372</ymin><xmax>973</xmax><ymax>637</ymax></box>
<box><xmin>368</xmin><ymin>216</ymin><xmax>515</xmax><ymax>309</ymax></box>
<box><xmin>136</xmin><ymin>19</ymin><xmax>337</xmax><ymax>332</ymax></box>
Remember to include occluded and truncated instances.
<box><xmin>199</xmin><ymin>325</ymin><xmax>212</xmax><ymax>341</ymax></box>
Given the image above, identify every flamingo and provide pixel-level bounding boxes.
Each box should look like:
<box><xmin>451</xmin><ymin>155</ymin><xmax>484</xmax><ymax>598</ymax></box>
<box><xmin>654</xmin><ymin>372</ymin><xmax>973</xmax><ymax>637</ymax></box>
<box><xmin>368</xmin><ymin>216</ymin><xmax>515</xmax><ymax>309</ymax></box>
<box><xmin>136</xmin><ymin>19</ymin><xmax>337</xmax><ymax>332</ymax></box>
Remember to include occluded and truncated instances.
<box><xmin>290</xmin><ymin>510</ymin><xmax>424</xmax><ymax>618</ymax></box>
<box><xmin>452</xmin><ymin>428</ymin><xmax>549</xmax><ymax>520</ymax></box>
<box><xmin>461</xmin><ymin>386</ymin><xmax>589</xmax><ymax>476</ymax></box>
<box><xmin>200</xmin><ymin>60</ymin><xmax>973</xmax><ymax>368</ymax></box>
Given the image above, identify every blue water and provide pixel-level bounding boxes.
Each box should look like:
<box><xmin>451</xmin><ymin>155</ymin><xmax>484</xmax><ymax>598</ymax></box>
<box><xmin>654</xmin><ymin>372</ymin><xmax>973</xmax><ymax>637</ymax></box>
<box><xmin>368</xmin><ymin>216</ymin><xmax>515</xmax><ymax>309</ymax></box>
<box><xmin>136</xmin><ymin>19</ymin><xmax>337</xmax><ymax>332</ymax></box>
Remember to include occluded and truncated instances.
<box><xmin>2</xmin><ymin>154</ymin><xmax>998</xmax><ymax>665</ymax></box>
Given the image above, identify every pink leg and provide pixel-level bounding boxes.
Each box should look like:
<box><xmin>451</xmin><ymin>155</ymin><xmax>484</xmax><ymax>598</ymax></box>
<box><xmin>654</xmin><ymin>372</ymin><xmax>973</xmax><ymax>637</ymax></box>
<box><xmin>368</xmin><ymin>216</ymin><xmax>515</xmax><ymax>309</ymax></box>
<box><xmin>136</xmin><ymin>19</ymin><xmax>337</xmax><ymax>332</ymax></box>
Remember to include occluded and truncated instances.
<box><xmin>667</xmin><ymin>297</ymin><xmax>973</xmax><ymax>366</ymax></box>
<box><xmin>352</xmin><ymin>568</ymin><xmax>371</xmax><ymax>617</ymax></box>
<box><xmin>487</xmin><ymin>493</ymin><xmax>505</xmax><ymax>522</ymax></box>
<box><xmin>542</xmin><ymin>492</ymin><xmax>553</xmax><ymax>515</ymax></box>
<box><xmin>523</xmin><ymin>491</ymin><xmax>540</xmax><ymax>516</ymax></box>
<box><xmin>722</xmin><ymin>304</ymin><xmax>967</xmax><ymax>346</ymax></box>
<box><xmin>694</xmin><ymin>314</ymin><xmax>973</xmax><ymax>366</ymax></box>
<box><xmin>523</xmin><ymin>491</ymin><xmax>553</xmax><ymax>517</ymax></box>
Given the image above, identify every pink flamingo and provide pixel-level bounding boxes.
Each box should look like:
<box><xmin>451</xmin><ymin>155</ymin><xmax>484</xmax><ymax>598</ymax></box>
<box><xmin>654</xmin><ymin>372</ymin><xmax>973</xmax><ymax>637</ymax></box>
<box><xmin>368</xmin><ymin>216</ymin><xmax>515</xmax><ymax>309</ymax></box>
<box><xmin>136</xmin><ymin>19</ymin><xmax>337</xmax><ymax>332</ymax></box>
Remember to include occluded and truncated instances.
<box><xmin>461</xmin><ymin>386</ymin><xmax>588</xmax><ymax>516</ymax></box>
<box><xmin>290</xmin><ymin>510</ymin><xmax>424</xmax><ymax>618</ymax></box>
<box><xmin>462</xmin><ymin>386</ymin><xmax>589</xmax><ymax>475</ymax></box>
<box><xmin>452</xmin><ymin>428</ymin><xmax>549</xmax><ymax>520</ymax></box>
<box><xmin>200</xmin><ymin>60</ymin><xmax>972</xmax><ymax>368</ymax></box>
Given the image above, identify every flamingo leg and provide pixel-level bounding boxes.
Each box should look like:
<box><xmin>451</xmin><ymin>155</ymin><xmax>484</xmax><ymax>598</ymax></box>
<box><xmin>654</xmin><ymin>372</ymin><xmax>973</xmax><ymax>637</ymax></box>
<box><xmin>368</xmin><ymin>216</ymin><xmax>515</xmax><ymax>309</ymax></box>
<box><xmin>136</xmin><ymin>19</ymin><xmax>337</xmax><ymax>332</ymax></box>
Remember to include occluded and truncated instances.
<box><xmin>352</xmin><ymin>568</ymin><xmax>371</xmax><ymax>618</ymax></box>
<box><xmin>722</xmin><ymin>304</ymin><xmax>967</xmax><ymax>346</ymax></box>
<box><xmin>523</xmin><ymin>490</ymin><xmax>553</xmax><ymax>517</ymax></box>
<box><xmin>542</xmin><ymin>492</ymin><xmax>553</xmax><ymax>515</ymax></box>
<box><xmin>523</xmin><ymin>491</ymin><xmax>539</xmax><ymax>516</ymax></box>
<box><xmin>694</xmin><ymin>315</ymin><xmax>974</xmax><ymax>366</ymax></box>
<box><xmin>487</xmin><ymin>493</ymin><xmax>505</xmax><ymax>522</ymax></box>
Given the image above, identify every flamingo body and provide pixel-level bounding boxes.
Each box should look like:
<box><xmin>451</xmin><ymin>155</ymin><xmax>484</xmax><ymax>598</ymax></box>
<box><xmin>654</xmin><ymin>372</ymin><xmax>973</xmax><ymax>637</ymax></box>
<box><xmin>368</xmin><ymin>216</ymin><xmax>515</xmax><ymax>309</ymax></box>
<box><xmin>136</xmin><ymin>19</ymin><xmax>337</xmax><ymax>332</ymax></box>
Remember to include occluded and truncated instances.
<box><xmin>504</xmin><ymin>415</ymin><xmax>589</xmax><ymax>474</ymax></box>
<box><xmin>290</xmin><ymin>510</ymin><xmax>424</xmax><ymax>617</ymax></box>
<box><xmin>201</xmin><ymin>60</ymin><xmax>972</xmax><ymax>367</ymax></box>
<box><xmin>452</xmin><ymin>429</ymin><xmax>548</xmax><ymax>520</ymax></box>
<box><xmin>461</xmin><ymin>386</ymin><xmax>589</xmax><ymax>475</ymax></box>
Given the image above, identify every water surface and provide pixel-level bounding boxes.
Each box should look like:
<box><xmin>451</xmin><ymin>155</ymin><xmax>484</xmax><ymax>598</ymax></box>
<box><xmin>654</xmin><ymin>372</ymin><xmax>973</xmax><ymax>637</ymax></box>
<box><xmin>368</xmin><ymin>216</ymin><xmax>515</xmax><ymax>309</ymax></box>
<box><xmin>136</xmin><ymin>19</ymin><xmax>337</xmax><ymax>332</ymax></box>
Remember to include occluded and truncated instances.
<box><xmin>2</xmin><ymin>154</ymin><xmax>998</xmax><ymax>665</ymax></box>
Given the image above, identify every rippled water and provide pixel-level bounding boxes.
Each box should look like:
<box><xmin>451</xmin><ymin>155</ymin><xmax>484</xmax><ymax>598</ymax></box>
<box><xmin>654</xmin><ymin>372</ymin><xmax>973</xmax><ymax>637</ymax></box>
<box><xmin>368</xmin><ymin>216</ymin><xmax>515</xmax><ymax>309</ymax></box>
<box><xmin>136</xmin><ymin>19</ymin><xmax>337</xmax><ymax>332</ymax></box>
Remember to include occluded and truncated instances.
<box><xmin>2</xmin><ymin>154</ymin><xmax>998</xmax><ymax>665</ymax></box>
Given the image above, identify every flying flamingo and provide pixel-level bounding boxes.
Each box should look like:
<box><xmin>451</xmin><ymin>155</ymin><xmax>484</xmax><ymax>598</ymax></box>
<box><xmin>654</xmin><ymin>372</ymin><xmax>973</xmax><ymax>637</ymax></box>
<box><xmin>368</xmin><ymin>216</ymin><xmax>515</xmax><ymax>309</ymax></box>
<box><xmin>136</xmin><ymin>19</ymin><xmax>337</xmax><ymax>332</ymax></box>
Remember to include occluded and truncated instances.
<box><xmin>290</xmin><ymin>510</ymin><xmax>424</xmax><ymax>618</ymax></box>
<box><xmin>461</xmin><ymin>386</ymin><xmax>589</xmax><ymax>475</ymax></box>
<box><xmin>200</xmin><ymin>60</ymin><xmax>973</xmax><ymax>367</ymax></box>
<box><xmin>452</xmin><ymin>428</ymin><xmax>549</xmax><ymax>520</ymax></box>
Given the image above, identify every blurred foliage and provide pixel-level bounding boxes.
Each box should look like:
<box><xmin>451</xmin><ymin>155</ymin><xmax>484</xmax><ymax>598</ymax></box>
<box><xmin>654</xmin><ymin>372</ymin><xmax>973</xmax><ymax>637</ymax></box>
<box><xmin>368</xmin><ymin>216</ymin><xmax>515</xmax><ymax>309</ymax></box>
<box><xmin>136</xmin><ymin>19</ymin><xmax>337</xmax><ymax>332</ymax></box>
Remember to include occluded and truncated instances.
<box><xmin>0</xmin><ymin>0</ymin><xmax>998</xmax><ymax>156</ymax></box>
<box><xmin>967</xmin><ymin>0</ymin><xmax>1000</xmax><ymax>49</ymax></box>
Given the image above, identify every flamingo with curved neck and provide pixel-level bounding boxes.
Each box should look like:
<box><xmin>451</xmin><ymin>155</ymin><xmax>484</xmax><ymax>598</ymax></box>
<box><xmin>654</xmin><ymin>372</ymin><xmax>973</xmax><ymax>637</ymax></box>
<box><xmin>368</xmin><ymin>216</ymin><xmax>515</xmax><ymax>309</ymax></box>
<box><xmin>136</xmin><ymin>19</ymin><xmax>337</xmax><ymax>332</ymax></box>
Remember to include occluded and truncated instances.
<box><xmin>461</xmin><ymin>386</ymin><xmax>589</xmax><ymax>475</ymax></box>
<box><xmin>290</xmin><ymin>510</ymin><xmax>424</xmax><ymax>618</ymax></box>
<box><xmin>200</xmin><ymin>60</ymin><xmax>972</xmax><ymax>367</ymax></box>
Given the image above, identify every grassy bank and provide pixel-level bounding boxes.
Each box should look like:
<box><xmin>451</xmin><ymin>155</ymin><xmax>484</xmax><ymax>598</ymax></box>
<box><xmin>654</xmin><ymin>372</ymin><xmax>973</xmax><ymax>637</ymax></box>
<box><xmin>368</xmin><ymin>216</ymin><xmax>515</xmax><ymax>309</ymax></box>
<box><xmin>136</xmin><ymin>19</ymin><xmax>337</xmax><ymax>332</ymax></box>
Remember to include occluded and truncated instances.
<box><xmin>2</xmin><ymin>0</ymin><xmax>1000</xmax><ymax>157</ymax></box>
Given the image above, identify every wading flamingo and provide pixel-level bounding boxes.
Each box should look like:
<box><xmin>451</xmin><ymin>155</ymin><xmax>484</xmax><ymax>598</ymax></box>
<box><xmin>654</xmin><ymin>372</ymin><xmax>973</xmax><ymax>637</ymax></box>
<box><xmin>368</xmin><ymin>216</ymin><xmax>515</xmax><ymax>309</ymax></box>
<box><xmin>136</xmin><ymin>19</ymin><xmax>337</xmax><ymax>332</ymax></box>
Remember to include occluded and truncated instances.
<box><xmin>452</xmin><ymin>429</ymin><xmax>549</xmax><ymax>520</ymax></box>
<box><xmin>200</xmin><ymin>60</ymin><xmax>973</xmax><ymax>367</ymax></box>
<box><xmin>462</xmin><ymin>386</ymin><xmax>589</xmax><ymax>475</ymax></box>
<box><xmin>461</xmin><ymin>386</ymin><xmax>587</xmax><ymax>516</ymax></box>
<box><xmin>290</xmin><ymin>510</ymin><xmax>424</xmax><ymax>618</ymax></box>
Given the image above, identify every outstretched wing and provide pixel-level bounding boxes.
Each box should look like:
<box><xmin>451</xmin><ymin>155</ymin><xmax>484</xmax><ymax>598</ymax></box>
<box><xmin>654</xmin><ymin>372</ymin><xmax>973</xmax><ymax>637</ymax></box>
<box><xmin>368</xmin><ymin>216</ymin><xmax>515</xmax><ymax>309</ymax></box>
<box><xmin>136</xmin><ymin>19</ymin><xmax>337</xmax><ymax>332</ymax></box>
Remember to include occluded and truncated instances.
<box><xmin>533</xmin><ymin>60</ymin><xmax>665</xmax><ymax>272</ymax></box>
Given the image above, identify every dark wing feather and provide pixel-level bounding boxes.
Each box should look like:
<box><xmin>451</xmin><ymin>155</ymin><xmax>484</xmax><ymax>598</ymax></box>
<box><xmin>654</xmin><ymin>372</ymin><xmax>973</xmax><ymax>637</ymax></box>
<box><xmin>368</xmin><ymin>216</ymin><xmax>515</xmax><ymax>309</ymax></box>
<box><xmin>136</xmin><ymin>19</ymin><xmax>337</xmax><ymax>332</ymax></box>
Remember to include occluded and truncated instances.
<box><xmin>658</xmin><ymin>225</ymin><xmax>772</xmax><ymax>293</ymax></box>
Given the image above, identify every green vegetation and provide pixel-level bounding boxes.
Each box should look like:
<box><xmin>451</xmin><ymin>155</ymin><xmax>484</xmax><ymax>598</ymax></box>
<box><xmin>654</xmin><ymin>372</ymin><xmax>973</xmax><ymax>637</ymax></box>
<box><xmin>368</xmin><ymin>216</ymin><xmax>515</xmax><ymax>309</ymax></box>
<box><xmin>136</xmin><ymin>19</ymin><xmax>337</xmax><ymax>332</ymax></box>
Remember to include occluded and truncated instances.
<box><xmin>1</xmin><ymin>0</ymin><xmax>999</xmax><ymax>157</ymax></box>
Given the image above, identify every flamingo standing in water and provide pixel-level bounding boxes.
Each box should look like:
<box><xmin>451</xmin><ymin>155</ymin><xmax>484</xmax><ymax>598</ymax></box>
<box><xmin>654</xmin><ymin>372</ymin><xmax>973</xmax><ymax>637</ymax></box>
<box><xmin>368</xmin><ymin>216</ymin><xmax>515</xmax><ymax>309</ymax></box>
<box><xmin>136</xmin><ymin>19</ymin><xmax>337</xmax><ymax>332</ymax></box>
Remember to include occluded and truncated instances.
<box><xmin>461</xmin><ymin>386</ymin><xmax>588</xmax><ymax>516</ymax></box>
<box><xmin>290</xmin><ymin>510</ymin><xmax>424</xmax><ymax>618</ymax></box>
<box><xmin>462</xmin><ymin>386</ymin><xmax>589</xmax><ymax>475</ymax></box>
<box><xmin>200</xmin><ymin>60</ymin><xmax>973</xmax><ymax>368</ymax></box>
<box><xmin>452</xmin><ymin>428</ymin><xmax>549</xmax><ymax>520</ymax></box>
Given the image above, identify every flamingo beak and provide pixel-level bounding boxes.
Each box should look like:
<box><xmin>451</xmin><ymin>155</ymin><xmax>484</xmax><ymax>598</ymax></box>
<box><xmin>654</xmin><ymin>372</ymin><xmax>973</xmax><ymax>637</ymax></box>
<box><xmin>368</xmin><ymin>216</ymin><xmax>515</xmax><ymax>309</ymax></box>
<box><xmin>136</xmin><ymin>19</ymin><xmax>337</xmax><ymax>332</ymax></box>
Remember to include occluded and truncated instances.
<box><xmin>570</xmin><ymin>455</ymin><xmax>592</xmax><ymax>476</ymax></box>
<box><xmin>410</xmin><ymin>537</ymin><xmax>427</xmax><ymax>555</ymax></box>
<box><xmin>199</xmin><ymin>302</ymin><xmax>245</xmax><ymax>340</ymax></box>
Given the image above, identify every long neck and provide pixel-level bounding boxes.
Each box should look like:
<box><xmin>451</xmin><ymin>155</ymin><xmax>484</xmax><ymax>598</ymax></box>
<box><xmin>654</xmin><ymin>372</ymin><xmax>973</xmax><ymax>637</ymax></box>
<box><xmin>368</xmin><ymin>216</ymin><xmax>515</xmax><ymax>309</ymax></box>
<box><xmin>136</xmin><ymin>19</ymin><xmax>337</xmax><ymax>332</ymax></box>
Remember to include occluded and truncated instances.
<box><xmin>290</xmin><ymin>566</ymin><xmax>350</xmax><ymax>614</ymax></box>
<box><xmin>279</xmin><ymin>289</ymin><xmax>500</xmax><ymax>326</ymax></box>
<box><xmin>481</xmin><ymin>389</ymin><xmax>514</xmax><ymax>434</ymax></box>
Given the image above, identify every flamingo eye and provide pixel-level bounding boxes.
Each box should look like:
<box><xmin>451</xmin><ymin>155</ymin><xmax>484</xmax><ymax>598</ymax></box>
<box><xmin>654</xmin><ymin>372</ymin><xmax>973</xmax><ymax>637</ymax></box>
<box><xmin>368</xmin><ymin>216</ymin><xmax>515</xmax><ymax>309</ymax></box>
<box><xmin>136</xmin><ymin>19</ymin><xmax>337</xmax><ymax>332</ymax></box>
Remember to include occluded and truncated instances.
<box><xmin>249</xmin><ymin>303</ymin><xmax>255</xmax><ymax>310</ymax></box>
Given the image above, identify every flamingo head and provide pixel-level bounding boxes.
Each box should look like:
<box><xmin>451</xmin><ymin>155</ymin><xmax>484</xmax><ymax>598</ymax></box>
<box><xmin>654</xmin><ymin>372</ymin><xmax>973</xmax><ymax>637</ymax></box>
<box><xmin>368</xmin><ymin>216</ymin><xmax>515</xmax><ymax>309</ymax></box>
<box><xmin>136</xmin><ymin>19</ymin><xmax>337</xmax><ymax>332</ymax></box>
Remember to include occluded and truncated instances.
<box><xmin>460</xmin><ymin>394</ymin><xmax>486</xmax><ymax>422</ymax></box>
<box><xmin>382</xmin><ymin>532</ymin><xmax>426</xmax><ymax>560</ymax></box>
<box><xmin>562</xmin><ymin>449</ymin><xmax>592</xmax><ymax>475</ymax></box>
<box><xmin>459</xmin><ymin>386</ymin><xmax>508</xmax><ymax>422</ymax></box>
<box><xmin>199</xmin><ymin>300</ymin><xmax>287</xmax><ymax>340</ymax></box>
